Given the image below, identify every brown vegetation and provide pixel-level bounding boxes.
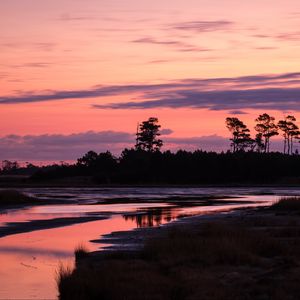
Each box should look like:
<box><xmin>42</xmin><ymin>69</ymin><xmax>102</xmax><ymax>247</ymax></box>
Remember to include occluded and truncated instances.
<box><xmin>74</xmin><ymin>243</ymin><xmax>89</xmax><ymax>262</ymax></box>
<box><xmin>58</xmin><ymin>209</ymin><xmax>300</xmax><ymax>300</ymax></box>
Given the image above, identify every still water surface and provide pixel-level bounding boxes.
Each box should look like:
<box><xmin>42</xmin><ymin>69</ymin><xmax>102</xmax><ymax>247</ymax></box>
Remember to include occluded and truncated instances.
<box><xmin>0</xmin><ymin>187</ymin><xmax>299</xmax><ymax>299</ymax></box>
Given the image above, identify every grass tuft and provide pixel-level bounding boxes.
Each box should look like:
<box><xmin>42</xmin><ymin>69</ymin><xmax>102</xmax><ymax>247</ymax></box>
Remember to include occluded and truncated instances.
<box><xmin>74</xmin><ymin>243</ymin><xmax>89</xmax><ymax>261</ymax></box>
<box><xmin>56</xmin><ymin>263</ymin><xmax>74</xmax><ymax>294</ymax></box>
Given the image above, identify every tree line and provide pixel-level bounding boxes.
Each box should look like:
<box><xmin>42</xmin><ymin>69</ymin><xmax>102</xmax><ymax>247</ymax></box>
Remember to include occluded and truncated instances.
<box><xmin>3</xmin><ymin>115</ymin><xmax>300</xmax><ymax>185</ymax></box>
<box><xmin>226</xmin><ymin>113</ymin><xmax>300</xmax><ymax>154</ymax></box>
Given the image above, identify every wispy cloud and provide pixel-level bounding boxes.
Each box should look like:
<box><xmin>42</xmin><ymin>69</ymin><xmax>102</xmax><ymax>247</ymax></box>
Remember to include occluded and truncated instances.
<box><xmin>252</xmin><ymin>31</ymin><xmax>300</xmax><ymax>42</ymax></box>
<box><xmin>276</xmin><ymin>31</ymin><xmax>300</xmax><ymax>41</ymax></box>
<box><xmin>96</xmin><ymin>87</ymin><xmax>300</xmax><ymax>111</ymax></box>
<box><xmin>1</xmin><ymin>62</ymin><xmax>53</xmax><ymax>69</ymax></box>
<box><xmin>170</xmin><ymin>20</ymin><xmax>234</xmax><ymax>32</ymax></box>
<box><xmin>1</xmin><ymin>72</ymin><xmax>300</xmax><ymax>112</ymax></box>
<box><xmin>0</xmin><ymin>42</ymin><xmax>57</xmax><ymax>52</ymax></box>
<box><xmin>0</xmin><ymin>131</ymin><xmax>134</xmax><ymax>161</ymax></box>
<box><xmin>0</xmin><ymin>131</ymin><xmax>229</xmax><ymax>161</ymax></box>
<box><xmin>57</xmin><ymin>13</ymin><xmax>96</xmax><ymax>22</ymax></box>
<box><xmin>0</xmin><ymin>131</ymin><xmax>286</xmax><ymax>162</ymax></box>
<box><xmin>228</xmin><ymin>110</ymin><xmax>248</xmax><ymax>115</ymax></box>
<box><xmin>132</xmin><ymin>36</ymin><xmax>212</xmax><ymax>52</ymax></box>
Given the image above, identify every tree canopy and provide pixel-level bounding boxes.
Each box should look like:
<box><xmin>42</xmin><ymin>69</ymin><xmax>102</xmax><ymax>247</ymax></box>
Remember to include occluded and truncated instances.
<box><xmin>135</xmin><ymin>117</ymin><xmax>163</xmax><ymax>152</ymax></box>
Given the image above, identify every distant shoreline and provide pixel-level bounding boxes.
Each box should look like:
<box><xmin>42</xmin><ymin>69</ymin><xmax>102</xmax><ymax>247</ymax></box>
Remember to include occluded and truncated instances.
<box><xmin>0</xmin><ymin>175</ymin><xmax>300</xmax><ymax>189</ymax></box>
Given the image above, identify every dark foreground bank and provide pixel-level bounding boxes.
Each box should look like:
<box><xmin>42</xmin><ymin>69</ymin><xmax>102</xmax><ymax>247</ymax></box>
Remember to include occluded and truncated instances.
<box><xmin>0</xmin><ymin>190</ymin><xmax>38</xmax><ymax>207</ymax></box>
<box><xmin>58</xmin><ymin>197</ymin><xmax>300</xmax><ymax>300</ymax></box>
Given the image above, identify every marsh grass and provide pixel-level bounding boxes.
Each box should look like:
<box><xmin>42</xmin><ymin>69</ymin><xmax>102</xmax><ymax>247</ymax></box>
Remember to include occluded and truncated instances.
<box><xmin>56</xmin><ymin>263</ymin><xmax>74</xmax><ymax>294</ymax></box>
<box><xmin>58</xmin><ymin>222</ymin><xmax>300</xmax><ymax>300</ymax></box>
<box><xmin>143</xmin><ymin>224</ymin><xmax>284</xmax><ymax>266</ymax></box>
<box><xmin>271</xmin><ymin>196</ymin><xmax>300</xmax><ymax>211</ymax></box>
<box><xmin>74</xmin><ymin>243</ymin><xmax>89</xmax><ymax>261</ymax></box>
<box><xmin>0</xmin><ymin>189</ymin><xmax>37</xmax><ymax>206</ymax></box>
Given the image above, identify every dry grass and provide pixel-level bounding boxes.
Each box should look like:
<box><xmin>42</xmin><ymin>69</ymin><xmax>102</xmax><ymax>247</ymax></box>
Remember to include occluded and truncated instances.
<box><xmin>57</xmin><ymin>219</ymin><xmax>300</xmax><ymax>300</ymax></box>
<box><xmin>56</xmin><ymin>263</ymin><xmax>74</xmax><ymax>293</ymax></box>
<box><xmin>74</xmin><ymin>243</ymin><xmax>89</xmax><ymax>261</ymax></box>
<box><xmin>143</xmin><ymin>224</ymin><xmax>284</xmax><ymax>267</ymax></box>
<box><xmin>271</xmin><ymin>196</ymin><xmax>300</xmax><ymax>211</ymax></box>
<box><xmin>0</xmin><ymin>189</ymin><xmax>37</xmax><ymax>206</ymax></box>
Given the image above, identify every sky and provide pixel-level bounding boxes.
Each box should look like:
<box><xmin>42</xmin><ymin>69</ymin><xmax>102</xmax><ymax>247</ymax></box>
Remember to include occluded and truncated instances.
<box><xmin>1</xmin><ymin>0</ymin><xmax>300</xmax><ymax>163</ymax></box>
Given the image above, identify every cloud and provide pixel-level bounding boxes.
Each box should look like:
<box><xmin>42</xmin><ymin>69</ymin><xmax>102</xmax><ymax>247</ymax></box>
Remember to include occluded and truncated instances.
<box><xmin>165</xmin><ymin>135</ymin><xmax>285</xmax><ymax>153</ymax></box>
<box><xmin>170</xmin><ymin>20</ymin><xmax>234</xmax><ymax>32</ymax></box>
<box><xmin>0</xmin><ymin>131</ymin><xmax>134</xmax><ymax>161</ymax></box>
<box><xmin>276</xmin><ymin>32</ymin><xmax>300</xmax><ymax>41</ymax></box>
<box><xmin>1</xmin><ymin>72</ymin><xmax>300</xmax><ymax>112</ymax></box>
<box><xmin>0</xmin><ymin>131</ymin><xmax>230</xmax><ymax>162</ymax></box>
<box><xmin>3</xmin><ymin>62</ymin><xmax>53</xmax><ymax>69</ymax></box>
<box><xmin>255</xmin><ymin>46</ymin><xmax>278</xmax><ymax>51</ymax></box>
<box><xmin>133</xmin><ymin>37</ymin><xmax>184</xmax><ymax>46</ymax></box>
<box><xmin>0</xmin><ymin>42</ymin><xmax>57</xmax><ymax>52</ymax></box>
<box><xmin>57</xmin><ymin>13</ymin><xmax>95</xmax><ymax>22</ymax></box>
<box><xmin>228</xmin><ymin>110</ymin><xmax>248</xmax><ymax>115</ymax></box>
<box><xmin>165</xmin><ymin>135</ymin><xmax>229</xmax><ymax>152</ymax></box>
<box><xmin>132</xmin><ymin>37</ymin><xmax>212</xmax><ymax>52</ymax></box>
<box><xmin>0</xmin><ymin>131</ymin><xmax>288</xmax><ymax>162</ymax></box>
<box><xmin>96</xmin><ymin>87</ymin><xmax>300</xmax><ymax>111</ymax></box>
<box><xmin>160</xmin><ymin>129</ymin><xmax>174</xmax><ymax>135</ymax></box>
<box><xmin>252</xmin><ymin>31</ymin><xmax>300</xmax><ymax>42</ymax></box>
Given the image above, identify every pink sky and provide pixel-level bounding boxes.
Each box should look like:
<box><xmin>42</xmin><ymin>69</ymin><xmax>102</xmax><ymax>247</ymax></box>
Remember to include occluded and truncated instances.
<box><xmin>1</xmin><ymin>0</ymin><xmax>300</xmax><ymax>161</ymax></box>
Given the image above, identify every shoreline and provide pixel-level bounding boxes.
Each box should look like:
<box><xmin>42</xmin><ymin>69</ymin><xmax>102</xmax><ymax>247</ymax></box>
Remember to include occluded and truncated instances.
<box><xmin>1</xmin><ymin>179</ymin><xmax>300</xmax><ymax>189</ymax></box>
<box><xmin>91</xmin><ymin>206</ymin><xmax>265</xmax><ymax>253</ymax></box>
<box><xmin>59</xmin><ymin>204</ymin><xmax>300</xmax><ymax>299</ymax></box>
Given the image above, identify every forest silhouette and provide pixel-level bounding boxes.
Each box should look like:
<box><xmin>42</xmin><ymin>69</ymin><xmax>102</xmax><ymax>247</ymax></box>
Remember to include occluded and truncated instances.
<box><xmin>3</xmin><ymin>114</ymin><xmax>300</xmax><ymax>185</ymax></box>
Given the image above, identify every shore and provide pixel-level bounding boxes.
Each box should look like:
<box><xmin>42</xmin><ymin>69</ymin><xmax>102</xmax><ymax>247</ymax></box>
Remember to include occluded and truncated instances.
<box><xmin>1</xmin><ymin>174</ymin><xmax>300</xmax><ymax>188</ymax></box>
<box><xmin>58</xmin><ymin>203</ymin><xmax>300</xmax><ymax>300</ymax></box>
<box><xmin>92</xmin><ymin>207</ymin><xmax>255</xmax><ymax>252</ymax></box>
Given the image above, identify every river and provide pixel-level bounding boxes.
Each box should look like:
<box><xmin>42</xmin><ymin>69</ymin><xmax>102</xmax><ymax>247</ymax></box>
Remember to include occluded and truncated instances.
<box><xmin>0</xmin><ymin>187</ymin><xmax>299</xmax><ymax>299</ymax></box>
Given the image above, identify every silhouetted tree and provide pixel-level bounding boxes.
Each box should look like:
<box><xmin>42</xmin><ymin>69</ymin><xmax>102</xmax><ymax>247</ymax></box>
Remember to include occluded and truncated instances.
<box><xmin>255</xmin><ymin>133</ymin><xmax>265</xmax><ymax>153</ymax></box>
<box><xmin>77</xmin><ymin>151</ymin><xmax>98</xmax><ymax>167</ymax></box>
<box><xmin>225</xmin><ymin>117</ymin><xmax>254</xmax><ymax>152</ymax></box>
<box><xmin>278</xmin><ymin>115</ymin><xmax>300</xmax><ymax>154</ymax></box>
<box><xmin>1</xmin><ymin>160</ymin><xmax>19</xmax><ymax>173</ymax></box>
<box><xmin>255</xmin><ymin>113</ymin><xmax>278</xmax><ymax>153</ymax></box>
<box><xmin>136</xmin><ymin>117</ymin><xmax>163</xmax><ymax>152</ymax></box>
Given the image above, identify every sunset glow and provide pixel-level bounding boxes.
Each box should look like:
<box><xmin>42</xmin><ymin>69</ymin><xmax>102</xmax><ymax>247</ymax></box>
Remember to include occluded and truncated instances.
<box><xmin>1</xmin><ymin>0</ymin><xmax>300</xmax><ymax>161</ymax></box>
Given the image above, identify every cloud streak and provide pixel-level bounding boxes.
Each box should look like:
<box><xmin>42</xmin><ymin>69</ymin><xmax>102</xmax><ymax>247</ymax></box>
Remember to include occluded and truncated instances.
<box><xmin>96</xmin><ymin>87</ymin><xmax>300</xmax><ymax>111</ymax></box>
<box><xmin>132</xmin><ymin>37</ymin><xmax>212</xmax><ymax>52</ymax></box>
<box><xmin>170</xmin><ymin>20</ymin><xmax>234</xmax><ymax>32</ymax></box>
<box><xmin>0</xmin><ymin>130</ymin><xmax>173</xmax><ymax>161</ymax></box>
<box><xmin>0</xmin><ymin>131</ymin><xmax>288</xmax><ymax>162</ymax></box>
<box><xmin>0</xmin><ymin>131</ymin><xmax>133</xmax><ymax>161</ymax></box>
<box><xmin>1</xmin><ymin>72</ymin><xmax>300</xmax><ymax>112</ymax></box>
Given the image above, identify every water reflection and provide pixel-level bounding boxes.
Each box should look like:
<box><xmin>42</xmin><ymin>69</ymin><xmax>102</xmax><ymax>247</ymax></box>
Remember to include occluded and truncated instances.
<box><xmin>0</xmin><ymin>188</ymin><xmax>297</xmax><ymax>299</ymax></box>
<box><xmin>0</xmin><ymin>216</ymin><xmax>137</xmax><ymax>299</ymax></box>
<box><xmin>0</xmin><ymin>245</ymin><xmax>70</xmax><ymax>258</ymax></box>
<box><xmin>123</xmin><ymin>207</ymin><xmax>179</xmax><ymax>228</ymax></box>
